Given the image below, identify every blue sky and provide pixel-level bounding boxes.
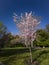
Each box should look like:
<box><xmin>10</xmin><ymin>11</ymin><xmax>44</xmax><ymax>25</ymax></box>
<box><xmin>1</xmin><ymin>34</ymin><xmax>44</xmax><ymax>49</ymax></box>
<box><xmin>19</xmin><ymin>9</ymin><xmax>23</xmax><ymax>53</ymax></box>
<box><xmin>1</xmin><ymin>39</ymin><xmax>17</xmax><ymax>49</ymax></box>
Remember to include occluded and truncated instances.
<box><xmin>0</xmin><ymin>0</ymin><xmax>49</xmax><ymax>35</ymax></box>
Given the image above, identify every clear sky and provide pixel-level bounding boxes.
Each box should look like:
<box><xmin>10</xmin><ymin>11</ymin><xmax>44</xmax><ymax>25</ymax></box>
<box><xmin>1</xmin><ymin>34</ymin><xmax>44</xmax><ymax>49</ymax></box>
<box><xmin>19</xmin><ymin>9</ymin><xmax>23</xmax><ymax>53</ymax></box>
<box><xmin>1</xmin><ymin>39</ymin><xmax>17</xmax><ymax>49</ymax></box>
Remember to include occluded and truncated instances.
<box><xmin>0</xmin><ymin>0</ymin><xmax>49</xmax><ymax>35</ymax></box>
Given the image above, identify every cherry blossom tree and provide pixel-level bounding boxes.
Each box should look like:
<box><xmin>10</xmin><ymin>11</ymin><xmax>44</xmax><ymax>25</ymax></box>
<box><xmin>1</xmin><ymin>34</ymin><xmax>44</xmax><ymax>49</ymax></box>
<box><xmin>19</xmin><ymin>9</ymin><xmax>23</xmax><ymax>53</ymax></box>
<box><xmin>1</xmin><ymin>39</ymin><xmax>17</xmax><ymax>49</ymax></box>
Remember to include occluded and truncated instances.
<box><xmin>13</xmin><ymin>11</ymin><xmax>40</xmax><ymax>64</ymax></box>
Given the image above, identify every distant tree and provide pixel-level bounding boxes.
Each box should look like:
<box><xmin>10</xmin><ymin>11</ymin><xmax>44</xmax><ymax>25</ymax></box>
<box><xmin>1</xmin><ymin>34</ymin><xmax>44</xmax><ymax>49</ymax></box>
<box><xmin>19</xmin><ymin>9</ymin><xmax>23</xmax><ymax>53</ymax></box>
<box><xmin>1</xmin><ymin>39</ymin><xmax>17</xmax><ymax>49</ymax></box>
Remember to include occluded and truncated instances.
<box><xmin>15</xmin><ymin>35</ymin><xmax>20</xmax><ymax>38</ymax></box>
<box><xmin>46</xmin><ymin>24</ymin><xmax>49</xmax><ymax>32</ymax></box>
<box><xmin>13</xmin><ymin>11</ymin><xmax>40</xmax><ymax>64</ymax></box>
<box><xmin>0</xmin><ymin>32</ymin><xmax>14</xmax><ymax>48</ymax></box>
<box><xmin>0</xmin><ymin>22</ymin><xmax>7</xmax><ymax>38</ymax></box>
<box><xmin>10</xmin><ymin>35</ymin><xmax>25</xmax><ymax>47</ymax></box>
<box><xmin>10</xmin><ymin>35</ymin><xmax>20</xmax><ymax>45</ymax></box>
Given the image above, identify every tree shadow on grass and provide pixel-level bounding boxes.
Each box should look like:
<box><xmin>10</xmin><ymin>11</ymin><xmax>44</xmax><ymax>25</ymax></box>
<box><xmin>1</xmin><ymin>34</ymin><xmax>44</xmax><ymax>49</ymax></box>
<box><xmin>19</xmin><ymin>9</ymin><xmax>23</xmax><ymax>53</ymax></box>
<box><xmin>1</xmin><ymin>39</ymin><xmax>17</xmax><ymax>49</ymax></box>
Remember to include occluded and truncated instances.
<box><xmin>0</xmin><ymin>48</ymin><xmax>29</xmax><ymax>57</ymax></box>
<box><xmin>0</xmin><ymin>48</ymin><xmax>37</xmax><ymax>65</ymax></box>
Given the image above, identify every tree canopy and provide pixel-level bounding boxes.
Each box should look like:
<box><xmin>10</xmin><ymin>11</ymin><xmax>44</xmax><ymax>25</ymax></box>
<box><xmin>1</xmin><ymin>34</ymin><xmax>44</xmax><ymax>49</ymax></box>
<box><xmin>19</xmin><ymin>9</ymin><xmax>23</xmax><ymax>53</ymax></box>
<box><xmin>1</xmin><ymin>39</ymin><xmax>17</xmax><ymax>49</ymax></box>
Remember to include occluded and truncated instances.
<box><xmin>34</xmin><ymin>29</ymin><xmax>49</xmax><ymax>47</ymax></box>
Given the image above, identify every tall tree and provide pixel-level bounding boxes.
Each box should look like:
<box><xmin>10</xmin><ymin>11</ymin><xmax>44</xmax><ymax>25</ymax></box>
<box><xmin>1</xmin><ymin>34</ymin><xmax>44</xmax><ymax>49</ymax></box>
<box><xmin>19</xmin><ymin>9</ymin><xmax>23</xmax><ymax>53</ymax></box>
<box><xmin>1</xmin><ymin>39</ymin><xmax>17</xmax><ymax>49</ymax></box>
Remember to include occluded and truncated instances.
<box><xmin>0</xmin><ymin>22</ymin><xmax>7</xmax><ymax>38</ymax></box>
<box><xmin>13</xmin><ymin>12</ymin><xmax>40</xmax><ymax>64</ymax></box>
<box><xmin>0</xmin><ymin>22</ymin><xmax>7</xmax><ymax>48</ymax></box>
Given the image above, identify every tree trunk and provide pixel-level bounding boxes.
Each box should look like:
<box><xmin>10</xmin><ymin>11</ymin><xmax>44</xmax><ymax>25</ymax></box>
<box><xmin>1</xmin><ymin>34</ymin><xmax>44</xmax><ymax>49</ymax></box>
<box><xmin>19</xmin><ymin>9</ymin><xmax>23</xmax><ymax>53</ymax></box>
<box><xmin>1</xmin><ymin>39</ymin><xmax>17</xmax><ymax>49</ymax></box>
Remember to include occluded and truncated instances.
<box><xmin>29</xmin><ymin>46</ymin><xmax>32</xmax><ymax>64</ymax></box>
<box><xmin>31</xmin><ymin>42</ymin><xmax>33</xmax><ymax>48</ymax></box>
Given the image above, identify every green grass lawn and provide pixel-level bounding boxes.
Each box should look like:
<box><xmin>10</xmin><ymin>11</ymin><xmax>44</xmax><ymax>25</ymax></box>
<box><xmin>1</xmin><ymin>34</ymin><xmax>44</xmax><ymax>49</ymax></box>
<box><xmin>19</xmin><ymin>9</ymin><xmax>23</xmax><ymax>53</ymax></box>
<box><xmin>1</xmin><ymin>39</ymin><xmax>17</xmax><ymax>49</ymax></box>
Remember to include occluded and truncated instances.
<box><xmin>0</xmin><ymin>47</ymin><xmax>49</xmax><ymax>65</ymax></box>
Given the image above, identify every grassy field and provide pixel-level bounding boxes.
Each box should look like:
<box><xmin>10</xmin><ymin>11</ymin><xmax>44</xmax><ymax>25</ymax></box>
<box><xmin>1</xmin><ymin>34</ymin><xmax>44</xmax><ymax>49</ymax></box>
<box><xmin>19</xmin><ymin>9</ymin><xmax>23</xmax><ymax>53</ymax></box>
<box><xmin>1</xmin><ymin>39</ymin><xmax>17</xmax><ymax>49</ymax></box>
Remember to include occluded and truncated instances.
<box><xmin>0</xmin><ymin>47</ymin><xmax>49</xmax><ymax>65</ymax></box>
